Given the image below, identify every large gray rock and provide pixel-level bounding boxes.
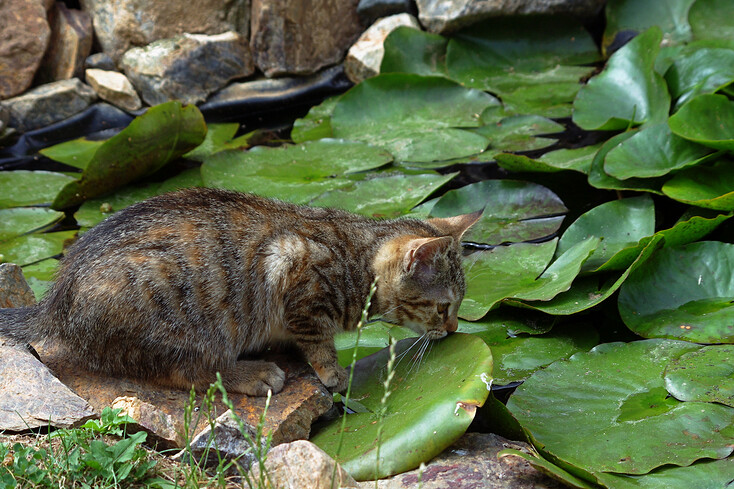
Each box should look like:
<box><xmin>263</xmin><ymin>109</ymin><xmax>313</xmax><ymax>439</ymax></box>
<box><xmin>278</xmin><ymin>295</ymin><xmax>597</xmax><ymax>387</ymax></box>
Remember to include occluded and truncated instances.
<box><xmin>251</xmin><ymin>0</ymin><xmax>362</xmax><ymax>77</ymax></box>
<box><xmin>85</xmin><ymin>69</ymin><xmax>142</xmax><ymax>112</ymax></box>
<box><xmin>1</xmin><ymin>78</ymin><xmax>97</xmax><ymax>132</ymax></box>
<box><xmin>79</xmin><ymin>0</ymin><xmax>251</xmax><ymax>63</ymax></box>
<box><xmin>0</xmin><ymin>264</ymin><xmax>35</xmax><ymax>309</ymax></box>
<box><xmin>121</xmin><ymin>31</ymin><xmax>254</xmax><ymax>106</ymax></box>
<box><xmin>417</xmin><ymin>0</ymin><xmax>606</xmax><ymax>33</ymax></box>
<box><xmin>0</xmin><ymin>0</ymin><xmax>51</xmax><ymax>99</ymax></box>
<box><xmin>36</xmin><ymin>2</ymin><xmax>93</xmax><ymax>83</ymax></box>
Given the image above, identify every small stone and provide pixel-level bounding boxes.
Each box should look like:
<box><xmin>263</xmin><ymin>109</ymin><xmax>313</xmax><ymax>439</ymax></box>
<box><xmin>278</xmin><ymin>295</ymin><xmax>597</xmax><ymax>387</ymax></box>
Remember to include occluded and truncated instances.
<box><xmin>0</xmin><ymin>0</ymin><xmax>51</xmax><ymax>99</ymax></box>
<box><xmin>344</xmin><ymin>13</ymin><xmax>421</xmax><ymax>84</ymax></box>
<box><xmin>250</xmin><ymin>440</ymin><xmax>359</xmax><ymax>489</ymax></box>
<box><xmin>85</xmin><ymin>69</ymin><xmax>142</xmax><ymax>112</ymax></box>
<box><xmin>1</xmin><ymin>78</ymin><xmax>97</xmax><ymax>132</ymax></box>
<box><xmin>85</xmin><ymin>53</ymin><xmax>117</xmax><ymax>71</ymax></box>
<box><xmin>111</xmin><ymin>396</ymin><xmax>183</xmax><ymax>449</ymax></box>
<box><xmin>36</xmin><ymin>2</ymin><xmax>93</xmax><ymax>83</ymax></box>
<box><xmin>121</xmin><ymin>31</ymin><xmax>255</xmax><ymax>106</ymax></box>
<box><xmin>0</xmin><ymin>264</ymin><xmax>35</xmax><ymax>308</ymax></box>
<box><xmin>251</xmin><ymin>0</ymin><xmax>362</xmax><ymax>77</ymax></box>
<box><xmin>357</xmin><ymin>0</ymin><xmax>415</xmax><ymax>25</ymax></box>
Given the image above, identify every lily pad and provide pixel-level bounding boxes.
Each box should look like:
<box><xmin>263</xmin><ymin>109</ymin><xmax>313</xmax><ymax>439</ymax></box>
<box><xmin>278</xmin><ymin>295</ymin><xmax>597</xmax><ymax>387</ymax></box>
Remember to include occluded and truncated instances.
<box><xmin>39</xmin><ymin>137</ymin><xmax>104</xmax><ymax>170</ymax></box>
<box><xmin>496</xmin><ymin>80</ymin><xmax>583</xmax><ymax>119</ymax></box>
<box><xmin>52</xmin><ymin>101</ymin><xmax>207</xmax><ymax>209</ymax></box>
<box><xmin>618</xmin><ymin>241</ymin><xmax>734</xmax><ymax>343</ymax></box>
<box><xmin>0</xmin><ymin>208</ymin><xmax>65</xmax><ymax>241</ymax></box>
<box><xmin>290</xmin><ymin>96</ymin><xmax>340</xmax><ymax>143</ymax></box>
<box><xmin>428</xmin><ymin>180</ymin><xmax>567</xmax><ymax>245</ymax></box>
<box><xmin>668</xmin><ymin>94</ymin><xmax>734</xmax><ymax>150</ymax></box>
<box><xmin>507</xmin><ymin>339</ymin><xmax>734</xmax><ymax>478</ymax></box>
<box><xmin>330</xmin><ymin>73</ymin><xmax>497</xmax><ymax>163</ymax></box>
<box><xmin>0</xmin><ymin>171</ymin><xmax>76</xmax><ymax>209</ymax></box>
<box><xmin>587</xmin><ymin>131</ymin><xmax>665</xmax><ymax>194</ymax></box>
<box><xmin>573</xmin><ymin>27</ymin><xmax>670</xmax><ymax>130</ymax></box>
<box><xmin>665</xmin><ymin>345</ymin><xmax>734</xmax><ymax>407</ymax></box>
<box><xmin>311</xmin><ymin>333</ymin><xmax>492</xmax><ymax>481</ymax></box>
<box><xmin>665</xmin><ymin>47</ymin><xmax>734</xmax><ymax>108</ymax></box>
<box><xmin>22</xmin><ymin>259</ymin><xmax>58</xmax><ymax>300</ymax></box>
<box><xmin>380</xmin><ymin>26</ymin><xmax>448</xmax><ymax>77</ymax></box>
<box><xmin>689</xmin><ymin>0</ymin><xmax>734</xmax><ymax>41</ymax></box>
<box><xmin>335</xmin><ymin>322</ymin><xmax>418</xmax><ymax>367</ymax></box>
<box><xmin>662</xmin><ymin>159</ymin><xmax>734</xmax><ymax>211</ymax></box>
<box><xmin>596</xmin><ymin>457</ymin><xmax>734</xmax><ymax>489</ymax></box>
<box><xmin>473</xmin><ymin>115</ymin><xmax>563</xmax><ymax>153</ymax></box>
<box><xmin>495</xmin><ymin>144</ymin><xmax>602</xmax><ymax>175</ymax></box>
<box><xmin>183</xmin><ymin>123</ymin><xmax>253</xmax><ymax>161</ymax></box>
<box><xmin>498</xmin><ymin>449</ymin><xmax>597</xmax><ymax>489</ymax></box>
<box><xmin>604</xmin><ymin>123</ymin><xmax>715</xmax><ymax>179</ymax></box>
<box><xmin>0</xmin><ymin>231</ymin><xmax>77</xmax><ymax>266</ymax></box>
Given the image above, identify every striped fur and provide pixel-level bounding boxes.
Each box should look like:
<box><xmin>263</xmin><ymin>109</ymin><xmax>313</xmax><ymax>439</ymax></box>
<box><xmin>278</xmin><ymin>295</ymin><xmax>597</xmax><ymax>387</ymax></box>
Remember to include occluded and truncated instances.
<box><xmin>0</xmin><ymin>188</ymin><xmax>480</xmax><ymax>395</ymax></box>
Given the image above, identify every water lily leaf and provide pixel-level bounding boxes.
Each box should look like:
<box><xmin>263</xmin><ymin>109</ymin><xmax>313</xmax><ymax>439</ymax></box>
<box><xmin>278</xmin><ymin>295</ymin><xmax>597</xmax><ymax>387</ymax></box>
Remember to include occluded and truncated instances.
<box><xmin>665</xmin><ymin>47</ymin><xmax>734</xmax><ymax>109</ymax></box>
<box><xmin>183</xmin><ymin>123</ymin><xmax>254</xmax><ymax>161</ymax></box>
<box><xmin>458</xmin><ymin>318</ymin><xmax>598</xmax><ymax>385</ymax></box>
<box><xmin>498</xmin><ymin>450</ymin><xmax>597</xmax><ymax>489</ymax></box>
<box><xmin>335</xmin><ymin>323</ymin><xmax>418</xmax><ymax>368</ymax></box>
<box><xmin>588</xmin><ymin>131</ymin><xmax>665</xmax><ymax>194</ymax></box>
<box><xmin>604</xmin><ymin>123</ymin><xmax>715</xmax><ymax>179</ymax></box>
<box><xmin>311</xmin><ymin>333</ymin><xmax>492</xmax><ymax>481</ymax></box>
<box><xmin>573</xmin><ymin>27</ymin><xmax>670</xmax><ymax>131</ymax></box>
<box><xmin>596</xmin><ymin>457</ymin><xmax>734</xmax><ymax>489</ymax></box>
<box><xmin>39</xmin><ymin>137</ymin><xmax>104</xmax><ymax>170</ymax></box>
<box><xmin>0</xmin><ymin>171</ymin><xmax>76</xmax><ymax>209</ymax></box>
<box><xmin>557</xmin><ymin>196</ymin><xmax>655</xmax><ymax>272</ymax></box>
<box><xmin>291</xmin><ymin>95</ymin><xmax>340</xmax><ymax>143</ymax></box>
<box><xmin>497</xmin><ymin>80</ymin><xmax>583</xmax><ymax>119</ymax></box>
<box><xmin>602</xmin><ymin>0</ymin><xmax>695</xmax><ymax>56</ymax></box>
<box><xmin>689</xmin><ymin>0</ymin><xmax>734</xmax><ymax>41</ymax></box>
<box><xmin>0</xmin><ymin>208</ymin><xmax>65</xmax><ymax>241</ymax></box>
<box><xmin>473</xmin><ymin>115</ymin><xmax>563</xmax><ymax>153</ymax></box>
<box><xmin>22</xmin><ymin>259</ymin><xmax>58</xmax><ymax>300</ymax></box>
<box><xmin>428</xmin><ymin>180</ymin><xmax>567</xmax><ymax>245</ymax></box>
<box><xmin>311</xmin><ymin>171</ymin><xmax>456</xmax><ymax>218</ymax></box>
<box><xmin>668</xmin><ymin>94</ymin><xmax>734</xmax><ymax>150</ymax></box>
<box><xmin>52</xmin><ymin>101</ymin><xmax>207</xmax><ymax>209</ymax></box>
<box><xmin>0</xmin><ymin>231</ymin><xmax>77</xmax><ymax>266</ymax></box>
<box><xmin>618</xmin><ymin>241</ymin><xmax>734</xmax><ymax>343</ymax></box>
<box><xmin>663</xmin><ymin>159</ymin><xmax>734</xmax><ymax>211</ymax></box>
<box><xmin>496</xmin><ymin>144</ymin><xmax>602</xmax><ymax>175</ymax></box>
<box><xmin>381</xmin><ymin>26</ymin><xmax>448</xmax><ymax>77</ymax></box>
<box><xmin>507</xmin><ymin>339</ymin><xmax>734</xmax><ymax>478</ymax></box>
<box><xmin>665</xmin><ymin>345</ymin><xmax>734</xmax><ymax>407</ymax></box>
<box><xmin>330</xmin><ymin>74</ymin><xmax>498</xmax><ymax>163</ymax></box>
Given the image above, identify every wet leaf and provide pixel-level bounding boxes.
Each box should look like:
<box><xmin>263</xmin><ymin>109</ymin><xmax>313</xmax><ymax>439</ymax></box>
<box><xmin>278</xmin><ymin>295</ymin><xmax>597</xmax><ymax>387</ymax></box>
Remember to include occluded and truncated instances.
<box><xmin>381</xmin><ymin>26</ymin><xmax>448</xmax><ymax>77</ymax></box>
<box><xmin>668</xmin><ymin>93</ymin><xmax>734</xmax><ymax>150</ymax></box>
<box><xmin>311</xmin><ymin>333</ymin><xmax>492</xmax><ymax>481</ymax></box>
<box><xmin>596</xmin><ymin>457</ymin><xmax>734</xmax><ymax>489</ymax></box>
<box><xmin>689</xmin><ymin>0</ymin><xmax>734</xmax><ymax>42</ymax></box>
<box><xmin>665</xmin><ymin>345</ymin><xmax>734</xmax><ymax>407</ymax></box>
<box><xmin>183</xmin><ymin>123</ymin><xmax>253</xmax><ymax>161</ymax></box>
<box><xmin>495</xmin><ymin>144</ymin><xmax>602</xmax><ymax>175</ymax></box>
<box><xmin>573</xmin><ymin>27</ymin><xmax>670</xmax><ymax>130</ymax></box>
<box><xmin>0</xmin><ymin>208</ymin><xmax>65</xmax><ymax>242</ymax></box>
<box><xmin>473</xmin><ymin>115</ymin><xmax>563</xmax><ymax>153</ymax></box>
<box><xmin>618</xmin><ymin>241</ymin><xmax>734</xmax><ymax>343</ymax></box>
<box><xmin>587</xmin><ymin>131</ymin><xmax>665</xmax><ymax>194</ymax></box>
<box><xmin>507</xmin><ymin>339</ymin><xmax>734</xmax><ymax>477</ymax></box>
<box><xmin>290</xmin><ymin>96</ymin><xmax>339</xmax><ymax>143</ymax></box>
<box><xmin>663</xmin><ymin>159</ymin><xmax>734</xmax><ymax>211</ymax></box>
<box><xmin>665</xmin><ymin>46</ymin><xmax>734</xmax><ymax>109</ymax></box>
<box><xmin>0</xmin><ymin>171</ymin><xmax>76</xmax><ymax>209</ymax></box>
<box><xmin>39</xmin><ymin>137</ymin><xmax>104</xmax><ymax>170</ymax></box>
<box><xmin>0</xmin><ymin>231</ymin><xmax>77</xmax><ymax>266</ymax></box>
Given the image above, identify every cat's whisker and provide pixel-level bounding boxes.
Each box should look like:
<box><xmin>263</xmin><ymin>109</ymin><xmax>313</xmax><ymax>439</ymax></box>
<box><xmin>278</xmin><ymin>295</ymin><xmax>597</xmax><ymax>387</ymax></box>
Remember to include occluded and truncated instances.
<box><xmin>394</xmin><ymin>334</ymin><xmax>426</xmax><ymax>369</ymax></box>
<box><xmin>407</xmin><ymin>336</ymin><xmax>430</xmax><ymax>376</ymax></box>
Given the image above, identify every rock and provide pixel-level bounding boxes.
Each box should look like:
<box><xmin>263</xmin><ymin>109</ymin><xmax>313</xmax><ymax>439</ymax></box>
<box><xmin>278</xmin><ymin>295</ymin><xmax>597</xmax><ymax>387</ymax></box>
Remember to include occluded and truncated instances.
<box><xmin>251</xmin><ymin>0</ymin><xmax>362</xmax><ymax>77</ymax></box>
<box><xmin>120</xmin><ymin>31</ymin><xmax>254</xmax><ymax>106</ymax></box>
<box><xmin>416</xmin><ymin>0</ymin><xmax>606</xmax><ymax>34</ymax></box>
<box><xmin>85</xmin><ymin>69</ymin><xmax>142</xmax><ymax>112</ymax></box>
<box><xmin>111</xmin><ymin>396</ymin><xmax>183</xmax><ymax>449</ymax></box>
<box><xmin>0</xmin><ymin>0</ymin><xmax>51</xmax><ymax>99</ymax></box>
<box><xmin>36</xmin><ymin>2</ymin><xmax>93</xmax><ymax>83</ymax></box>
<box><xmin>79</xmin><ymin>0</ymin><xmax>251</xmax><ymax>63</ymax></box>
<box><xmin>0</xmin><ymin>264</ymin><xmax>35</xmax><ymax>308</ymax></box>
<box><xmin>358</xmin><ymin>0</ymin><xmax>415</xmax><ymax>25</ymax></box>
<box><xmin>37</xmin><ymin>345</ymin><xmax>333</xmax><ymax>450</ymax></box>
<box><xmin>344</xmin><ymin>13</ymin><xmax>421</xmax><ymax>84</ymax></box>
<box><xmin>85</xmin><ymin>53</ymin><xmax>116</xmax><ymax>71</ymax></box>
<box><xmin>250</xmin><ymin>440</ymin><xmax>359</xmax><ymax>489</ymax></box>
<box><xmin>1</xmin><ymin>78</ymin><xmax>97</xmax><ymax>132</ymax></box>
<box><xmin>361</xmin><ymin>433</ymin><xmax>566</xmax><ymax>488</ymax></box>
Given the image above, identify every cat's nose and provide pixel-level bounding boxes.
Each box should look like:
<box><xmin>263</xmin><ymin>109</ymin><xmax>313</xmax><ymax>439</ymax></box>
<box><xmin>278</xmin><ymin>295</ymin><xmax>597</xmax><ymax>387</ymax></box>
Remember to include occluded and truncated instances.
<box><xmin>445</xmin><ymin>317</ymin><xmax>458</xmax><ymax>333</ymax></box>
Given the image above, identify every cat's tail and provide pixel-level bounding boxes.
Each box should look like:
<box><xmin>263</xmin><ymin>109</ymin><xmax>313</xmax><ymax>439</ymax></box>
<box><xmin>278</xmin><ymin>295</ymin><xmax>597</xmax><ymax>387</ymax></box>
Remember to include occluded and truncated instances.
<box><xmin>0</xmin><ymin>307</ymin><xmax>43</xmax><ymax>343</ymax></box>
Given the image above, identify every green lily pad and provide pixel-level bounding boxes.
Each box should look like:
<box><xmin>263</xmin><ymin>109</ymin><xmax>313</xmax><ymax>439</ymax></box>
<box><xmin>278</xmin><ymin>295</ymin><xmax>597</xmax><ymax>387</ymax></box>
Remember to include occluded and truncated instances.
<box><xmin>665</xmin><ymin>345</ymin><xmax>734</xmax><ymax>407</ymax></box>
<box><xmin>0</xmin><ymin>231</ymin><xmax>77</xmax><ymax>266</ymax></box>
<box><xmin>473</xmin><ymin>115</ymin><xmax>563</xmax><ymax>153</ymax></box>
<box><xmin>689</xmin><ymin>0</ymin><xmax>734</xmax><ymax>42</ymax></box>
<box><xmin>507</xmin><ymin>339</ymin><xmax>734</xmax><ymax>478</ymax></box>
<box><xmin>618</xmin><ymin>241</ymin><xmax>734</xmax><ymax>343</ymax></box>
<box><xmin>458</xmin><ymin>318</ymin><xmax>598</xmax><ymax>385</ymax></box>
<box><xmin>22</xmin><ymin>259</ymin><xmax>58</xmax><ymax>300</ymax></box>
<box><xmin>596</xmin><ymin>457</ymin><xmax>734</xmax><ymax>489</ymax></box>
<box><xmin>497</xmin><ymin>80</ymin><xmax>583</xmax><ymax>119</ymax></box>
<box><xmin>330</xmin><ymin>74</ymin><xmax>497</xmax><ymax>163</ymax></box>
<box><xmin>290</xmin><ymin>95</ymin><xmax>339</xmax><ymax>143</ymax></box>
<box><xmin>335</xmin><ymin>322</ymin><xmax>418</xmax><ymax>368</ymax></box>
<box><xmin>663</xmin><ymin>159</ymin><xmax>734</xmax><ymax>211</ymax></box>
<box><xmin>604</xmin><ymin>123</ymin><xmax>715</xmax><ymax>179</ymax></box>
<box><xmin>380</xmin><ymin>26</ymin><xmax>448</xmax><ymax>77</ymax></box>
<box><xmin>499</xmin><ymin>449</ymin><xmax>597</xmax><ymax>489</ymax></box>
<box><xmin>587</xmin><ymin>131</ymin><xmax>665</xmax><ymax>194</ymax></box>
<box><xmin>52</xmin><ymin>101</ymin><xmax>207</xmax><ymax>209</ymax></box>
<box><xmin>668</xmin><ymin>94</ymin><xmax>734</xmax><ymax>150</ymax></box>
<box><xmin>428</xmin><ymin>180</ymin><xmax>567</xmax><ymax>245</ymax></box>
<box><xmin>556</xmin><ymin>196</ymin><xmax>655</xmax><ymax>272</ymax></box>
<box><xmin>310</xmin><ymin>171</ymin><xmax>456</xmax><ymax>218</ymax></box>
<box><xmin>311</xmin><ymin>333</ymin><xmax>492</xmax><ymax>481</ymax></box>
<box><xmin>573</xmin><ymin>27</ymin><xmax>670</xmax><ymax>130</ymax></box>
<box><xmin>0</xmin><ymin>208</ymin><xmax>65</xmax><ymax>241</ymax></box>
<box><xmin>0</xmin><ymin>171</ymin><xmax>76</xmax><ymax>209</ymax></box>
<box><xmin>495</xmin><ymin>144</ymin><xmax>602</xmax><ymax>175</ymax></box>
<box><xmin>665</xmin><ymin>47</ymin><xmax>734</xmax><ymax>109</ymax></box>
<box><xmin>183</xmin><ymin>123</ymin><xmax>253</xmax><ymax>161</ymax></box>
<box><xmin>40</xmin><ymin>137</ymin><xmax>104</xmax><ymax>170</ymax></box>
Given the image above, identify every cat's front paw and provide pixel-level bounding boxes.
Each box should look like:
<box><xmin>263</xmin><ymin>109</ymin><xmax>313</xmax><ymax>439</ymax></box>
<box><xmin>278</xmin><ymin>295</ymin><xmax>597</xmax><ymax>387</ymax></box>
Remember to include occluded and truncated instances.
<box><xmin>315</xmin><ymin>365</ymin><xmax>349</xmax><ymax>393</ymax></box>
<box><xmin>225</xmin><ymin>360</ymin><xmax>286</xmax><ymax>396</ymax></box>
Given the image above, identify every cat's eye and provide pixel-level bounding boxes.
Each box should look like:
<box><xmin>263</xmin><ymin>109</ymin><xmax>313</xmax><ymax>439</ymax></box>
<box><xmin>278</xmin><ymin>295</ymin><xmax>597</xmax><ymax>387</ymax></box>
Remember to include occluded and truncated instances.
<box><xmin>436</xmin><ymin>303</ymin><xmax>449</xmax><ymax>316</ymax></box>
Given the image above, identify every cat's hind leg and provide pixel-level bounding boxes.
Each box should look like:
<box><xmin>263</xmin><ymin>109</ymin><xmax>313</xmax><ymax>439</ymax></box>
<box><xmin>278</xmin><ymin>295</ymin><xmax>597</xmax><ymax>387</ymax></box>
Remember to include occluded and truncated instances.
<box><xmin>164</xmin><ymin>360</ymin><xmax>285</xmax><ymax>396</ymax></box>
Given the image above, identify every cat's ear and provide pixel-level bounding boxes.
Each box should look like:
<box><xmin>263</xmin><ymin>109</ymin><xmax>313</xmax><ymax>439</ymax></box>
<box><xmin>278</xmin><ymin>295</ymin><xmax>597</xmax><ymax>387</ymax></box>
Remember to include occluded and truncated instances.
<box><xmin>403</xmin><ymin>236</ymin><xmax>453</xmax><ymax>279</ymax></box>
<box><xmin>427</xmin><ymin>208</ymin><xmax>483</xmax><ymax>241</ymax></box>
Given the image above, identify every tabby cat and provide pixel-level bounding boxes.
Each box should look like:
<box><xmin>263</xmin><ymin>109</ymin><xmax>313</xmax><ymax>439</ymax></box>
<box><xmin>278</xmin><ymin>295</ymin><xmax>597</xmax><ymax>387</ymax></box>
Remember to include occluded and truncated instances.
<box><xmin>0</xmin><ymin>188</ymin><xmax>480</xmax><ymax>396</ymax></box>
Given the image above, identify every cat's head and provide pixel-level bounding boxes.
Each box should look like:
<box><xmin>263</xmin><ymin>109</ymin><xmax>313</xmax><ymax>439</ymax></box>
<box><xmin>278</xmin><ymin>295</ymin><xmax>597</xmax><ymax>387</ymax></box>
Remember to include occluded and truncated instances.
<box><xmin>373</xmin><ymin>210</ymin><xmax>482</xmax><ymax>340</ymax></box>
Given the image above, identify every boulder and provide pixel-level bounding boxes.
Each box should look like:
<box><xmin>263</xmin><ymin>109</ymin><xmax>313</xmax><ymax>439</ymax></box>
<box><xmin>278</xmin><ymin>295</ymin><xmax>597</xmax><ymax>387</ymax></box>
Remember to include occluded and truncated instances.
<box><xmin>36</xmin><ymin>2</ymin><xmax>93</xmax><ymax>83</ymax></box>
<box><xmin>0</xmin><ymin>0</ymin><xmax>51</xmax><ymax>99</ymax></box>
<box><xmin>79</xmin><ymin>0</ymin><xmax>251</xmax><ymax>63</ymax></box>
<box><xmin>1</xmin><ymin>78</ymin><xmax>97</xmax><ymax>132</ymax></box>
<box><xmin>344</xmin><ymin>13</ymin><xmax>421</xmax><ymax>84</ymax></box>
<box><xmin>121</xmin><ymin>32</ymin><xmax>254</xmax><ymax>106</ymax></box>
<box><xmin>251</xmin><ymin>0</ymin><xmax>362</xmax><ymax>77</ymax></box>
<box><xmin>0</xmin><ymin>264</ymin><xmax>35</xmax><ymax>309</ymax></box>
<box><xmin>85</xmin><ymin>69</ymin><xmax>142</xmax><ymax>112</ymax></box>
<box><xmin>111</xmin><ymin>396</ymin><xmax>183</xmax><ymax>449</ymax></box>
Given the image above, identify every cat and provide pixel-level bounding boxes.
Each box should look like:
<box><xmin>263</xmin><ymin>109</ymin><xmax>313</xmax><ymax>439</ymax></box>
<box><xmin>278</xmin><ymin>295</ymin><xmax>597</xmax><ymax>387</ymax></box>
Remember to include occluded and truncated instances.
<box><xmin>0</xmin><ymin>188</ymin><xmax>481</xmax><ymax>396</ymax></box>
